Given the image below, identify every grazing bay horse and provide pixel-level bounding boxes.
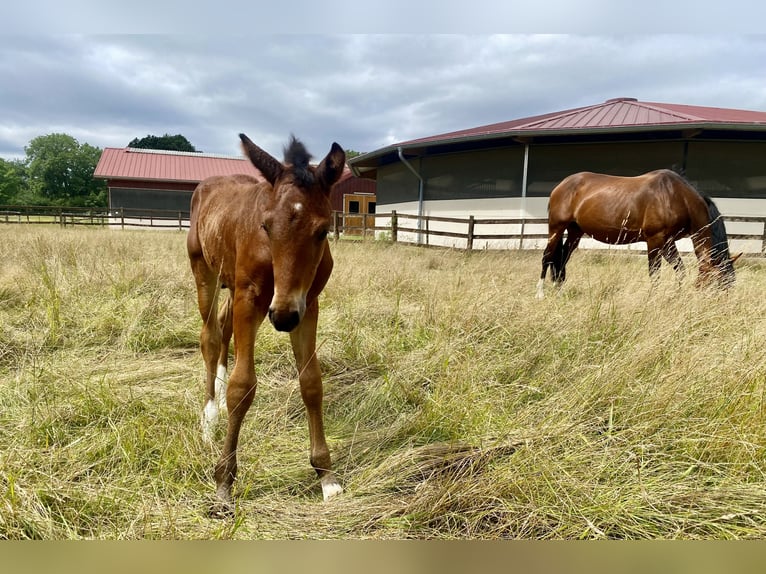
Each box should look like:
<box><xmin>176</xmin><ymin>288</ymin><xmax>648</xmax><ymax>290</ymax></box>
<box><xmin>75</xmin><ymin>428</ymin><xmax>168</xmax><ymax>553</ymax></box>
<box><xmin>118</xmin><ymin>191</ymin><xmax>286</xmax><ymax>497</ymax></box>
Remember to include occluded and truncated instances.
<box><xmin>536</xmin><ymin>169</ymin><xmax>737</xmax><ymax>299</ymax></box>
<box><xmin>187</xmin><ymin>133</ymin><xmax>345</xmax><ymax>514</ymax></box>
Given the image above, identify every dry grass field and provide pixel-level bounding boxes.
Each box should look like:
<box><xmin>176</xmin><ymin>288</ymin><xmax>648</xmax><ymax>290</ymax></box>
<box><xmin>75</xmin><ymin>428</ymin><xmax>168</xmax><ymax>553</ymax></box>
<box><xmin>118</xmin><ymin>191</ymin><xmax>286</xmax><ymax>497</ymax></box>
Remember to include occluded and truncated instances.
<box><xmin>1</xmin><ymin>225</ymin><xmax>766</xmax><ymax>539</ymax></box>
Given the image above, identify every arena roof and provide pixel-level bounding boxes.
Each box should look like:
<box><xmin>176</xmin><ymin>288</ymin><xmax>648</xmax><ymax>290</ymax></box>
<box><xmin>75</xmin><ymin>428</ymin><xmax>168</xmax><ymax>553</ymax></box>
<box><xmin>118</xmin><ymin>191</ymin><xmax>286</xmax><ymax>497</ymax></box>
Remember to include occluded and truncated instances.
<box><xmin>349</xmin><ymin>98</ymin><xmax>766</xmax><ymax>176</ymax></box>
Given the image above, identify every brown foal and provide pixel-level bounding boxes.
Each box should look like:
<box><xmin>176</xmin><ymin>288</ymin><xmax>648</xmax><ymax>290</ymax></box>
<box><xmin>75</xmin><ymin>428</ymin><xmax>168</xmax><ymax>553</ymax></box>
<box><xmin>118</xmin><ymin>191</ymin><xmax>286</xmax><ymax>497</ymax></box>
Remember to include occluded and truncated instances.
<box><xmin>187</xmin><ymin>132</ymin><xmax>345</xmax><ymax>514</ymax></box>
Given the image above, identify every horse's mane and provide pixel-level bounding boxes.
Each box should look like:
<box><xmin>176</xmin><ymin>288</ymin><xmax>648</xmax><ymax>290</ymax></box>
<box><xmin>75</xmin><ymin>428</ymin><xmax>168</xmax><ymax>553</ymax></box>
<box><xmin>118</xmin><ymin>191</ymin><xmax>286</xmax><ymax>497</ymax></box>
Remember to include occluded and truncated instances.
<box><xmin>701</xmin><ymin>193</ymin><xmax>732</xmax><ymax>264</ymax></box>
<box><xmin>283</xmin><ymin>135</ymin><xmax>314</xmax><ymax>186</ymax></box>
<box><xmin>669</xmin><ymin>167</ymin><xmax>732</xmax><ymax>264</ymax></box>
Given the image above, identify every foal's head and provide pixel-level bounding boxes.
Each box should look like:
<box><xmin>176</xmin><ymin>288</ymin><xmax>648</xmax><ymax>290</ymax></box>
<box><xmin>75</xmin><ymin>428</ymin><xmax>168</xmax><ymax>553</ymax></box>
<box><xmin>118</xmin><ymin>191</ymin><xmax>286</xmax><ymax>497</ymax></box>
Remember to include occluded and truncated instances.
<box><xmin>240</xmin><ymin>133</ymin><xmax>345</xmax><ymax>331</ymax></box>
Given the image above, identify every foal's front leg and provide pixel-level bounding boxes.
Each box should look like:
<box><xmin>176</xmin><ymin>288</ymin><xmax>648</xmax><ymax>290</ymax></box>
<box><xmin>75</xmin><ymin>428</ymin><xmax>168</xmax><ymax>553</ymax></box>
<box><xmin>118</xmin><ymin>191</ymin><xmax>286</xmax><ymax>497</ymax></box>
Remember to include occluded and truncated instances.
<box><xmin>290</xmin><ymin>298</ymin><xmax>342</xmax><ymax>501</ymax></box>
<box><xmin>212</xmin><ymin>289</ymin><xmax>264</xmax><ymax>514</ymax></box>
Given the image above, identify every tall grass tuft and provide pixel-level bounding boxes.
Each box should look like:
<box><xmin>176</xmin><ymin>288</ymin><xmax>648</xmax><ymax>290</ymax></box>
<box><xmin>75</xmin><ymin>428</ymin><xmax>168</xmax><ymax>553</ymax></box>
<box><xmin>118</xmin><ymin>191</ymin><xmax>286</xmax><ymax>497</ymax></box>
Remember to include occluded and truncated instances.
<box><xmin>1</xmin><ymin>225</ymin><xmax>766</xmax><ymax>538</ymax></box>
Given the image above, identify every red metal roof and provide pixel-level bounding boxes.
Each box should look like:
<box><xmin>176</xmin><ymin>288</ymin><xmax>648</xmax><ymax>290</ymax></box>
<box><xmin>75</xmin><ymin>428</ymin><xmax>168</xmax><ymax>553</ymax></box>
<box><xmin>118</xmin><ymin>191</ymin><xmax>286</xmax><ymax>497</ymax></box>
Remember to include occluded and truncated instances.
<box><xmin>398</xmin><ymin>98</ymin><xmax>766</xmax><ymax>147</ymax></box>
<box><xmin>94</xmin><ymin>147</ymin><xmax>265</xmax><ymax>183</ymax></box>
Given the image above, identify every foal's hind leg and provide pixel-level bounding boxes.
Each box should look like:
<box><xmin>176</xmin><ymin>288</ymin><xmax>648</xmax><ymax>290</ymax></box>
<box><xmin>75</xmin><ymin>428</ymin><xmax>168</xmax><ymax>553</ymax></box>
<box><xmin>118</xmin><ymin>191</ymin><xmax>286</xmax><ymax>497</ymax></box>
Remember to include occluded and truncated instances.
<box><xmin>213</xmin><ymin>293</ymin><xmax>234</xmax><ymax>416</ymax></box>
<box><xmin>190</xmin><ymin>261</ymin><xmax>224</xmax><ymax>443</ymax></box>
<box><xmin>290</xmin><ymin>298</ymin><xmax>342</xmax><ymax>501</ymax></box>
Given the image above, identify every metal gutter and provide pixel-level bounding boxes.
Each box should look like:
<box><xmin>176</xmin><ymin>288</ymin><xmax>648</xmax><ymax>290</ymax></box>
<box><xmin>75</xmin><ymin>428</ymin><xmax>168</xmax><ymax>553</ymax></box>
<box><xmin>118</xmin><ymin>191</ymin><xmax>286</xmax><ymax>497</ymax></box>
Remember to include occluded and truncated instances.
<box><xmin>397</xmin><ymin>146</ymin><xmax>425</xmax><ymax>244</ymax></box>
<box><xmin>519</xmin><ymin>143</ymin><xmax>529</xmax><ymax>249</ymax></box>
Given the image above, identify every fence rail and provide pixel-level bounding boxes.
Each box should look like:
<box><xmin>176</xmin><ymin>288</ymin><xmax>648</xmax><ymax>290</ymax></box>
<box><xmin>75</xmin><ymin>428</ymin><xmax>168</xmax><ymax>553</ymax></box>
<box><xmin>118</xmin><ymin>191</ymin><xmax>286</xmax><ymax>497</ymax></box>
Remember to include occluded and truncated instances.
<box><xmin>3</xmin><ymin>205</ymin><xmax>766</xmax><ymax>254</ymax></box>
<box><xmin>0</xmin><ymin>205</ymin><xmax>191</xmax><ymax>230</ymax></box>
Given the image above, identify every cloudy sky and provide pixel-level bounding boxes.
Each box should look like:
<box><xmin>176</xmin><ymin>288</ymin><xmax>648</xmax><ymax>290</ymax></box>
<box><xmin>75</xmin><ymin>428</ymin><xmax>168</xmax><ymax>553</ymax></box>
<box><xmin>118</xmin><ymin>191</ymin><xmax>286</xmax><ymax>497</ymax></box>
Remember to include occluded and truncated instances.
<box><xmin>3</xmin><ymin>5</ymin><xmax>766</xmax><ymax>161</ymax></box>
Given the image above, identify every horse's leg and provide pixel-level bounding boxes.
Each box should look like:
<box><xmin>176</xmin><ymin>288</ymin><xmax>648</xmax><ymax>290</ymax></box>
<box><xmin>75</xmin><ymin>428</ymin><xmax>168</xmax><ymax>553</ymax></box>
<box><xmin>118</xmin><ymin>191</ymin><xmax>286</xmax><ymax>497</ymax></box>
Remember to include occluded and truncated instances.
<box><xmin>553</xmin><ymin>222</ymin><xmax>583</xmax><ymax>285</ymax></box>
<box><xmin>190</xmin><ymin>260</ymin><xmax>223</xmax><ymax>443</ymax></box>
<box><xmin>560</xmin><ymin>224</ymin><xmax>583</xmax><ymax>278</ymax></box>
<box><xmin>646</xmin><ymin>237</ymin><xmax>664</xmax><ymax>281</ymax></box>
<box><xmin>662</xmin><ymin>240</ymin><xmax>685</xmax><ymax>282</ymax></box>
<box><xmin>212</xmin><ymin>287</ymin><xmax>264</xmax><ymax>514</ymax></box>
<box><xmin>214</xmin><ymin>292</ymin><xmax>234</xmax><ymax>415</ymax></box>
<box><xmin>537</xmin><ymin>228</ymin><xmax>565</xmax><ymax>300</ymax></box>
<box><xmin>289</xmin><ymin>298</ymin><xmax>342</xmax><ymax>501</ymax></box>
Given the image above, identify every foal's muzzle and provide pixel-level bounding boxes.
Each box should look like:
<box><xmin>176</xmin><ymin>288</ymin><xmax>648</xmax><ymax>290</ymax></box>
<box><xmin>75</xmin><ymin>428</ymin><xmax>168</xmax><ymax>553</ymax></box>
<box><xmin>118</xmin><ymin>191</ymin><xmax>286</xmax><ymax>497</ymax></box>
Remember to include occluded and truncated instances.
<box><xmin>268</xmin><ymin>306</ymin><xmax>301</xmax><ymax>332</ymax></box>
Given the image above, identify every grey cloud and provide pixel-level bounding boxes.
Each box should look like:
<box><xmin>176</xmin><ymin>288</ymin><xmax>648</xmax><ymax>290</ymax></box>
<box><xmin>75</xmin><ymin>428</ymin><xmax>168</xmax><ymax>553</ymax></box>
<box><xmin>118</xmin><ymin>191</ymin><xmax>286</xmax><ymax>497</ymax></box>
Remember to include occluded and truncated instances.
<box><xmin>1</xmin><ymin>35</ymin><xmax>765</xmax><ymax>160</ymax></box>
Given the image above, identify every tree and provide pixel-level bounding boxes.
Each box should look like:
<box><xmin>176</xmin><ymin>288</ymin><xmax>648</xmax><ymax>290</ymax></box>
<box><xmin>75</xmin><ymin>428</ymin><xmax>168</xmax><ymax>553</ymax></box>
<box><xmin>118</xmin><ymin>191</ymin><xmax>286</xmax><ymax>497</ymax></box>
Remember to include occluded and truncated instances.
<box><xmin>345</xmin><ymin>149</ymin><xmax>363</xmax><ymax>159</ymax></box>
<box><xmin>128</xmin><ymin>134</ymin><xmax>199</xmax><ymax>152</ymax></box>
<box><xmin>25</xmin><ymin>133</ymin><xmax>107</xmax><ymax>207</ymax></box>
<box><xmin>0</xmin><ymin>158</ymin><xmax>27</xmax><ymax>205</ymax></box>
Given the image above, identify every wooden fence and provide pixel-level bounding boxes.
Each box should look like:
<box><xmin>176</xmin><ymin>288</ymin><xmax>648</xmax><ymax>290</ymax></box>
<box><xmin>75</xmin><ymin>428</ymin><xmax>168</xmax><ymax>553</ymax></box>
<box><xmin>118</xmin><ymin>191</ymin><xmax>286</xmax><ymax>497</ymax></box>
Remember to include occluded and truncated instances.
<box><xmin>3</xmin><ymin>205</ymin><xmax>766</xmax><ymax>254</ymax></box>
<box><xmin>0</xmin><ymin>205</ymin><xmax>190</xmax><ymax>230</ymax></box>
<box><xmin>335</xmin><ymin>210</ymin><xmax>766</xmax><ymax>254</ymax></box>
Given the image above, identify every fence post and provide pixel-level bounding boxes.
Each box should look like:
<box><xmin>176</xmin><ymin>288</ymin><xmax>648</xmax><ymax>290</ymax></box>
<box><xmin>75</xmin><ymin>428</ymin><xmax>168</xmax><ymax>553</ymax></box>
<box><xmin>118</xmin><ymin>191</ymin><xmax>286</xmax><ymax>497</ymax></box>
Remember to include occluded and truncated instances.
<box><xmin>333</xmin><ymin>211</ymin><xmax>340</xmax><ymax>241</ymax></box>
<box><xmin>467</xmin><ymin>215</ymin><xmax>475</xmax><ymax>250</ymax></box>
<box><xmin>518</xmin><ymin>218</ymin><xmax>526</xmax><ymax>250</ymax></box>
<box><xmin>762</xmin><ymin>220</ymin><xmax>766</xmax><ymax>255</ymax></box>
<box><xmin>391</xmin><ymin>210</ymin><xmax>398</xmax><ymax>244</ymax></box>
<box><xmin>178</xmin><ymin>211</ymin><xmax>183</xmax><ymax>231</ymax></box>
<box><xmin>120</xmin><ymin>207</ymin><xmax>125</xmax><ymax>230</ymax></box>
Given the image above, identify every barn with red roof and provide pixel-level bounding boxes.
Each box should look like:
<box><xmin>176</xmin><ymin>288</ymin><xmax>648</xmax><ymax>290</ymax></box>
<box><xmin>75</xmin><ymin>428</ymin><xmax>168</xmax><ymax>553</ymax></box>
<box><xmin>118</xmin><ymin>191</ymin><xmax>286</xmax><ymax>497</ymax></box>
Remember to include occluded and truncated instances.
<box><xmin>94</xmin><ymin>146</ymin><xmax>374</xmax><ymax>219</ymax></box>
<box><xmin>349</xmin><ymin>98</ymin><xmax>766</xmax><ymax>249</ymax></box>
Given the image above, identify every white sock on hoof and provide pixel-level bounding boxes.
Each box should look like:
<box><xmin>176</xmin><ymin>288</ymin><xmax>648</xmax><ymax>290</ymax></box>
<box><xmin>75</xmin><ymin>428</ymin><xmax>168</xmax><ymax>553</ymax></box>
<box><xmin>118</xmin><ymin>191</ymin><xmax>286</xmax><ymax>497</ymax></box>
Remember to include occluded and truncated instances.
<box><xmin>535</xmin><ymin>278</ymin><xmax>545</xmax><ymax>300</ymax></box>
<box><xmin>321</xmin><ymin>478</ymin><xmax>343</xmax><ymax>502</ymax></box>
<box><xmin>201</xmin><ymin>399</ymin><xmax>218</xmax><ymax>443</ymax></box>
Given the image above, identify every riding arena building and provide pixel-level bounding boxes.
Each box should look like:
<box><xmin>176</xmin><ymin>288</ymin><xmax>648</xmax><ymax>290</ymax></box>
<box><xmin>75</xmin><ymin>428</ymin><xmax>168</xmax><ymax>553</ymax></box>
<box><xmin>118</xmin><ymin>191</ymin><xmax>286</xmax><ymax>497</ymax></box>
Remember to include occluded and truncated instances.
<box><xmin>348</xmin><ymin>98</ymin><xmax>766</xmax><ymax>252</ymax></box>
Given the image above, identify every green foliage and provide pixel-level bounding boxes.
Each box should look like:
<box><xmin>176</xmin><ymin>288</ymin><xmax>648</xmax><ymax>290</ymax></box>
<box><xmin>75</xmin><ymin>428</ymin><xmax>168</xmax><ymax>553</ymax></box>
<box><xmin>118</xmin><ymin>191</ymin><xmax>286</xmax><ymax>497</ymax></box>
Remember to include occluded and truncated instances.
<box><xmin>24</xmin><ymin>133</ymin><xmax>107</xmax><ymax>207</ymax></box>
<box><xmin>128</xmin><ymin>133</ymin><xmax>198</xmax><ymax>152</ymax></box>
<box><xmin>0</xmin><ymin>158</ymin><xmax>27</xmax><ymax>205</ymax></box>
<box><xmin>344</xmin><ymin>149</ymin><xmax>363</xmax><ymax>159</ymax></box>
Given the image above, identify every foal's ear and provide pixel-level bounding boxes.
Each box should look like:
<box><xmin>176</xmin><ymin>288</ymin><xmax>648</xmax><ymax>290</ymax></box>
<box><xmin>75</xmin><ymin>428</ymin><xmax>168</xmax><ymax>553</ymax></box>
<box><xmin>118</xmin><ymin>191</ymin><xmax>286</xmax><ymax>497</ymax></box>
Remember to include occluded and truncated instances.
<box><xmin>239</xmin><ymin>133</ymin><xmax>283</xmax><ymax>185</ymax></box>
<box><xmin>316</xmin><ymin>142</ymin><xmax>346</xmax><ymax>191</ymax></box>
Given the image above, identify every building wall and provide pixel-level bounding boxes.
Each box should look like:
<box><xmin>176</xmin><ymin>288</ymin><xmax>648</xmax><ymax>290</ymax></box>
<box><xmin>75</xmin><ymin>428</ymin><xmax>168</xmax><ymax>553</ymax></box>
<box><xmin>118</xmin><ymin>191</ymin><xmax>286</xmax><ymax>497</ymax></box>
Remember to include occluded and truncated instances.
<box><xmin>378</xmin><ymin>139</ymin><xmax>766</xmax><ymax>205</ymax></box>
<box><xmin>108</xmin><ymin>186</ymin><xmax>194</xmax><ymax>217</ymax></box>
<box><xmin>331</xmin><ymin>175</ymin><xmax>376</xmax><ymax>212</ymax></box>
<box><xmin>686</xmin><ymin>141</ymin><xmax>766</xmax><ymax>198</ymax></box>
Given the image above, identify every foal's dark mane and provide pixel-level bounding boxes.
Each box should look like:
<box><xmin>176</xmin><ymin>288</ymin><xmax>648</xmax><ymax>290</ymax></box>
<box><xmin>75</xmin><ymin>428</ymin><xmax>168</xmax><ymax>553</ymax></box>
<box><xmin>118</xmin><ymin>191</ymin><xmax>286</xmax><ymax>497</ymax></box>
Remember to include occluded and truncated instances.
<box><xmin>283</xmin><ymin>135</ymin><xmax>314</xmax><ymax>186</ymax></box>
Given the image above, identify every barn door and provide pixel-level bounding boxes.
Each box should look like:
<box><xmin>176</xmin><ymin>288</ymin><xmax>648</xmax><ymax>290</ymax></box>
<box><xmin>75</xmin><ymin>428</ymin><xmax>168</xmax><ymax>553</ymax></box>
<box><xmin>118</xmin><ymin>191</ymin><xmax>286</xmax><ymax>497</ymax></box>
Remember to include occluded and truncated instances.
<box><xmin>343</xmin><ymin>193</ymin><xmax>376</xmax><ymax>236</ymax></box>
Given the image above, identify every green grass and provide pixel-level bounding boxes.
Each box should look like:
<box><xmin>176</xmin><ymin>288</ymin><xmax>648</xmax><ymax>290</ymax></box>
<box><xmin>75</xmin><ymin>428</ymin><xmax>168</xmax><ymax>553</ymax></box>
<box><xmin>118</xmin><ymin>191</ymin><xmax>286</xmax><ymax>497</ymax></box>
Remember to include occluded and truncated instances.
<box><xmin>1</xmin><ymin>225</ymin><xmax>766</xmax><ymax>539</ymax></box>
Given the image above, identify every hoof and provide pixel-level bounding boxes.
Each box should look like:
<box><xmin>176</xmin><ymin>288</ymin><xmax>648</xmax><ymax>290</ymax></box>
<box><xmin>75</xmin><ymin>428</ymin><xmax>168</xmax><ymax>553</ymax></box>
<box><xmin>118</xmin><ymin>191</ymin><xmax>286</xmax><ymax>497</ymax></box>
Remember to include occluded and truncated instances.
<box><xmin>208</xmin><ymin>500</ymin><xmax>234</xmax><ymax>519</ymax></box>
<box><xmin>321</xmin><ymin>477</ymin><xmax>343</xmax><ymax>502</ymax></box>
<box><xmin>208</xmin><ymin>484</ymin><xmax>234</xmax><ymax>518</ymax></box>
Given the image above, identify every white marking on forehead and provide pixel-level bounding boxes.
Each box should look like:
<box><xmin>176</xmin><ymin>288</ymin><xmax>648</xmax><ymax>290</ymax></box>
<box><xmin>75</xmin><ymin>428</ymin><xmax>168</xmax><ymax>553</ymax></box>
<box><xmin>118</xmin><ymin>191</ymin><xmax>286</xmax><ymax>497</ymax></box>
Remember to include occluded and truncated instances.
<box><xmin>293</xmin><ymin>202</ymin><xmax>304</xmax><ymax>213</ymax></box>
